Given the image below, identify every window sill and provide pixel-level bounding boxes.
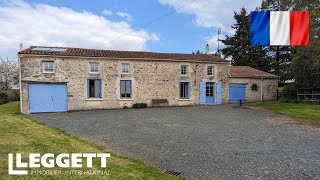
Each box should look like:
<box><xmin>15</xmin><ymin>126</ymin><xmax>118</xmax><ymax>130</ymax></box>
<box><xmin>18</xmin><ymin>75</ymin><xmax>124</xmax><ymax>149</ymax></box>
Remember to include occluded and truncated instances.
<box><xmin>119</xmin><ymin>98</ymin><xmax>133</xmax><ymax>101</ymax></box>
<box><xmin>178</xmin><ymin>98</ymin><xmax>191</xmax><ymax>101</ymax></box>
<box><xmin>89</xmin><ymin>72</ymin><xmax>100</xmax><ymax>74</ymax></box>
<box><xmin>43</xmin><ymin>72</ymin><xmax>55</xmax><ymax>74</ymax></box>
<box><xmin>86</xmin><ymin>98</ymin><xmax>103</xmax><ymax>101</ymax></box>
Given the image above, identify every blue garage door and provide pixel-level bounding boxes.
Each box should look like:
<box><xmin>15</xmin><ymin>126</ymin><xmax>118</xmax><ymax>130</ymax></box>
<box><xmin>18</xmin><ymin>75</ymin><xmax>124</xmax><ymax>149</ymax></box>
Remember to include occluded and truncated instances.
<box><xmin>229</xmin><ymin>84</ymin><xmax>246</xmax><ymax>104</ymax></box>
<box><xmin>29</xmin><ymin>84</ymin><xmax>68</xmax><ymax>113</ymax></box>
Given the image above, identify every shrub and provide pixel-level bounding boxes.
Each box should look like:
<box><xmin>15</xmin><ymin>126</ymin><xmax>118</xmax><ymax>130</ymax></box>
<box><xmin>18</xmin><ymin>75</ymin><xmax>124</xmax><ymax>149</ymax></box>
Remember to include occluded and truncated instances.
<box><xmin>282</xmin><ymin>84</ymin><xmax>298</xmax><ymax>100</ymax></box>
<box><xmin>282</xmin><ymin>98</ymin><xmax>300</xmax><ymax>104</ymax></box>
<box><xmin>301</xmin><ymin>100</ymin><xmax>320</xmax><ymax>105</ymax></box>
<box><xmin>0</xmin><ymin>92</ymin><xmax>9</xmax><ymax>105</ymax></box>
<box><xmin>132</xmin><ymin>103</ymin><xmax>147</xmax><ymax>109</ymax></box>
<box><xmin>10</xmin><ymin>90</ymin><xmax>20</xmax><ymax>101</ymax></box>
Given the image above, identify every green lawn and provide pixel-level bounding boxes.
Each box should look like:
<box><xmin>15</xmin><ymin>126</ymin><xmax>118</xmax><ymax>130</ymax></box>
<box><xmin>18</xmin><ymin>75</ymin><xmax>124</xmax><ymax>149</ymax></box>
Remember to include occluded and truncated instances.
<box><xmin>249</xmin><ymin>102</ymin><xmax>320</xmax><ymax>126</ymax></box>
<box><xmin>0</xmin><ymin>102</ymin><xmax>181</xmax><ymax>179</ymax></box>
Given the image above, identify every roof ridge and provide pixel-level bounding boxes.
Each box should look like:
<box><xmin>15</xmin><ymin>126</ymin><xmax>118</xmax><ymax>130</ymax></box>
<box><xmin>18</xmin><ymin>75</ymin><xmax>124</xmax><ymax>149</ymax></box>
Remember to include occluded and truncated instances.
<box><xmin>26</xmin><ymin>46</ymin><xmax>220</xmax><ymax>57</ymax></box>
<box><xmin>231</xmin><ymin>66</ymin><xmax>251</xmax><ymax>68</ymax></box>
<box><xmin>18</xmin><ymin>46</ymin><xmax>228</xmax><ymax>62</ymax></box>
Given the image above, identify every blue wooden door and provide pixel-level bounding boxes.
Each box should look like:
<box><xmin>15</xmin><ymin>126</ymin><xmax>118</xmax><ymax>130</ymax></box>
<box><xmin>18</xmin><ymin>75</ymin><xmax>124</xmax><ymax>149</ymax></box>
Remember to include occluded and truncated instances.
<box><xmin>206</xmin><ymin>82</ymin><xmax>214</xmax><ymax>105</ymax></box>
<box><xmin>216</xmin><ymin>82</ymin><xmax>222</xmax><ymax>105</ymax></box>
<box><xmin>29</xmin><ymin>84</ymin><xmax>68</xmax><ymax>113</ymax></box>
<box><xmin>199</xmin><ymin>82</ymin><xmax>206</xmax><ymax>105</ymax></box>
<box><xmin>228</xmin><ymin>84</ymin><xmax>246</xmax><ymax>104</ymax></box>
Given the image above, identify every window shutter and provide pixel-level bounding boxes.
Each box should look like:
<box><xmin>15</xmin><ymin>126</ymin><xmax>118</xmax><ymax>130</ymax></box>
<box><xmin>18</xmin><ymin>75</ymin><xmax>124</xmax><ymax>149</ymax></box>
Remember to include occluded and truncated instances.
<box><xmin>187</xmin><ymin>83</ymin><xmax>190</xmax><ymax>98</ymax></box>
<box><xmin>179</xmin><ymin>83</ymin><xmax>181</xmax><ymax>98</ymax></box>
<box><xmin>199</xmin><ymin>82</ymin><xmax>206</xmax><ymax>104</ymax></box>
<box><xmin>87</xmin><ymin>80</ymin><xmax>90</xmax><ymax>98</ymax></box>
<box><xmin>216</xmin><ymin>82</ymin><xmax>222</xmax><ymax>105</ymax></box>
<box><xmin>100</xmin><ymin>80</ymin><xmax>102</xmax><ymax>97</ymax></box>
<box><xmin>99</xmin><ymin>80</ymin><xmax>102</xmax><ymax>97</ymax></box>
<box><xmin>120</xmin><ymin>80</ymin><xmax>124</xmax><ymax>98</ymax></box>
<box><xmin>129</xmin><ymin>80</ymin><xmax>132</xmax><ymax>98</ymax></box>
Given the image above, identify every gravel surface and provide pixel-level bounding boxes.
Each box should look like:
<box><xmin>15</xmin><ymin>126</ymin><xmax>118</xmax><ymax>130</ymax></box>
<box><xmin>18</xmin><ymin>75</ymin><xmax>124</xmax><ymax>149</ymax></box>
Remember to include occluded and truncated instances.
<box><xmin>30</xmin><ymin>105</ymin><xmax>320</xmax><ymax>179</ymax></box>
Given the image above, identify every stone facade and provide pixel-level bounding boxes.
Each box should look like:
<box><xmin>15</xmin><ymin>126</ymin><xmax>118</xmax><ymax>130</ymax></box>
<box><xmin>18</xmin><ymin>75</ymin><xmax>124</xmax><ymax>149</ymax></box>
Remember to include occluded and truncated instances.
<box><xmin>19</xmin><ymin>54</ymin><xmax>279</xmax><ymax>114</ymax></box>
<box><xmin>19</xmin><ymin>55</ymin><xmax>231</xmax><ymax>114</ymax></box>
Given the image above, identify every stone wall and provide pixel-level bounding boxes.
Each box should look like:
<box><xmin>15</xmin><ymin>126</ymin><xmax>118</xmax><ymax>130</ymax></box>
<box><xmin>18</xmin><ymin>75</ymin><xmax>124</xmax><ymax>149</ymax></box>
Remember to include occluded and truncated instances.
<box><xmin>229</xmin><ymin>77</ymin><xmax>278</xmax><ymax>102</ymax></box>
<box><xmin>19</xmin><ymin>55</ymin><xmax>230</xmax><ymax>113</ymax></box>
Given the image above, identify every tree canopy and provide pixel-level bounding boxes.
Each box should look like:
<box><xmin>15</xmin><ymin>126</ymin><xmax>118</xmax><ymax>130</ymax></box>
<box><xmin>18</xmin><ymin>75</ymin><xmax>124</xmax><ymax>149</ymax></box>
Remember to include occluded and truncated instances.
<box><xmin>221</xmin><ymin>8</ymin><xmax>270</xmax><ymax>72</ymax></box>
<box><xmin>222</xmin><ymin>0</ymin><xmax>320</xmax><ymax>87</ymax></box>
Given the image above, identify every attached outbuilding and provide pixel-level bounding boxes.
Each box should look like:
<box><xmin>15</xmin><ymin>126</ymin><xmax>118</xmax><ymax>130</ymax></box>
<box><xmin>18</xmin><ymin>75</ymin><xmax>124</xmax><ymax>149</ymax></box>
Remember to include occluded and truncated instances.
<box><xmin>18</xmin><ymin>46</ymin><xmax>278</xmax><ymax>114</ymax></box>
<box><xmin>229</xmin><ymin>66</ymin><xmax>278</xmax><ymax>103</ymax></box>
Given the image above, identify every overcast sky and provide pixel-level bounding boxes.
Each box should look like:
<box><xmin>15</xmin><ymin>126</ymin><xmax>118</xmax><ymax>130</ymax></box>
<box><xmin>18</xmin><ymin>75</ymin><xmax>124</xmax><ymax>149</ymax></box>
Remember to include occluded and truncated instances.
<box><xmin>0</xmin><ymin>0</ymin><xmax>261</xmax><ymax>61</ymax></box>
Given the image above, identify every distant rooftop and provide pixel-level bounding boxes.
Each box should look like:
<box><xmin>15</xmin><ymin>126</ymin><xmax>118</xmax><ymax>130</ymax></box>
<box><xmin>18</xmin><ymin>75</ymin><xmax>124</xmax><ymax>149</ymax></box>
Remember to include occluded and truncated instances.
<box><xmin>18</xmin><ymin>46</ymin><xmax>228</xmax><ymax>62</ymax></box>
<box><xmin>230</xmin><ymin>66</ymin><xmax>278</xmax><ymax>78</ymax></box>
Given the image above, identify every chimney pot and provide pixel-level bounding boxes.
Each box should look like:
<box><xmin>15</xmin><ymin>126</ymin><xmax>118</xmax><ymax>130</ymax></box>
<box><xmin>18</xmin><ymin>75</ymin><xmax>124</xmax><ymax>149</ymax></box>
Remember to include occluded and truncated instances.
<box><xmin>205</xmin><ymin>44</ymin><xmax>210</xmax><ymax>54</ymax></box>
<box><xmin>19</xmin><ymin>43</ymin><xmax>23</xmax><ymax>51</ymax></box>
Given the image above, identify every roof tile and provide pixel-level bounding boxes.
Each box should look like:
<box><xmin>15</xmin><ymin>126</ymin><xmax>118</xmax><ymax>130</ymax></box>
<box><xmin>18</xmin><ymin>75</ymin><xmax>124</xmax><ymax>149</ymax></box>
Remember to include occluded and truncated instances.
<box><xmin>230</xmin><ymin>66</ymin><xmax>278</xmax><ymax>78</ymax></box>
<box><xmin>18</xmin><ymin>46</ymin><xmax>227</xmax><ymax>62</ymax></box>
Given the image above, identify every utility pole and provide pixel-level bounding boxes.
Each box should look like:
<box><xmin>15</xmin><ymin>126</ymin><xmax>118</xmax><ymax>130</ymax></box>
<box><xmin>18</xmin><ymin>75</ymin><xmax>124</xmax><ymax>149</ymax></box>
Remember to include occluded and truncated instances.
<box><xmin>217</xmin><ymin>27</ymin><xmax>222</xmax><ymax>57</ymax></box>
<box><xmin>276</xmin><ymin>0</ymin><xmax>280</xmax><ymax>80</ymax></box>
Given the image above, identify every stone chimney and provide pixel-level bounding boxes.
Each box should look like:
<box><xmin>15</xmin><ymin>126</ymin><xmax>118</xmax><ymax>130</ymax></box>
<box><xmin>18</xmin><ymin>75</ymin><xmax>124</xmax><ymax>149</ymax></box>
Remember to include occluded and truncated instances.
<box><xmin>216</xmin><ymin>50</ymin><xmax>221</xmax><ymax>57</ymax></box>
<box><xmin>19</xmin><ymin>43</ymin><xmax>23</xmax><ymax>51</ymax></box>
<box><xmin>205</xmin><ymin>44</ymin><xmax>210</xmax><ymax>54</ymax></box>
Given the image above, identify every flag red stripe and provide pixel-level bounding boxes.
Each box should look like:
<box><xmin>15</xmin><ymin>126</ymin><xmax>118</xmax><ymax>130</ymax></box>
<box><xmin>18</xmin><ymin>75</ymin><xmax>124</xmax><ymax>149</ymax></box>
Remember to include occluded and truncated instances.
<box><xmin>290</xmin><ymin>11</ymin><xmax>309</xmax><ymax>46</ymax></box>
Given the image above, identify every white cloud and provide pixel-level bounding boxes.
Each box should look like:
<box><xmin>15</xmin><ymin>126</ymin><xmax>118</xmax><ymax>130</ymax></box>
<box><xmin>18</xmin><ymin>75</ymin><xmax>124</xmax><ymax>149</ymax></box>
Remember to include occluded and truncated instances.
<box><xmin>116</xmin><ymin>11</ymin><xmax>133</xmax><ymax>22</ymax></box>
<box><xmin>158</xmin><ymin>0</ymin><xmax>261</xmax><ymax>53</ymax></box>
<box><xmin>0</xmin><ymin>0</ymin><xmax>158</xmax><ymax>61</ymax></box>
<box><xmin>206</xmin><ymin>34</ymin><xmax>220</xmax><ymax>51</ymax></box>
<box><xmin>158</xmin><ymin>0</ymin><xmax>261</xmax><ymax>33</ymax></box>
<box><xmin>101</xmin><ymin>9</ymin><xmax>112</xmax><ymax>16</ymax></box>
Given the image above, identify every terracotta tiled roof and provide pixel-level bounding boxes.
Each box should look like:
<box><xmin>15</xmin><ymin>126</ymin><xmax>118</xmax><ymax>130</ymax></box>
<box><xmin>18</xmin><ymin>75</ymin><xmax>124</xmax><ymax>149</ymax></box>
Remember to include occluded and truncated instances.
<box><xmin>229</xmin><ymin>66</ymin><xmax>278</xmax><ymax>78</ymax></box>
<box><xmin>18</xmin><ymin>46</ymin><xmax>228</xmax><ymax>62</ymax></box>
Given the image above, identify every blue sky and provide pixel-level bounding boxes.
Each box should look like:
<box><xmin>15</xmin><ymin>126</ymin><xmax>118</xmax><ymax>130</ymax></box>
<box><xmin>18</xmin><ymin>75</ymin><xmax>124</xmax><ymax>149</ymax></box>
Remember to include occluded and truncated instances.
<box><xmin>21</xmin><ymin>0</ymin><xmax>214</xmax><ymax>52</ymax></box>
<box><xmin>0</xmin><ymin>0</ymin><xmax>261</xmax><ymax>60</ymax></box>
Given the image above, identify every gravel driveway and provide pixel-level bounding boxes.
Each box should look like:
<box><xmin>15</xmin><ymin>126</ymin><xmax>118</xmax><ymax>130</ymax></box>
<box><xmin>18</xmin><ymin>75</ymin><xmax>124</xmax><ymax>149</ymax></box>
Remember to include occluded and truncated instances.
<box><xmin>30</xmin><ymin>105</ymin><xmax>320</xmax><ymax>179</ymax></box>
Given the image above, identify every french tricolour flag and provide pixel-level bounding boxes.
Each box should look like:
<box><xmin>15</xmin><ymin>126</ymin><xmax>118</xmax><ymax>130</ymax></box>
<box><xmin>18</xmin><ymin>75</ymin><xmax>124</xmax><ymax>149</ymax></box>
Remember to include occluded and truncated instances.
<box><xmin>250</xmin><ymin>11</ymin><xmax>309</xmax><ymax>46</ymax></box>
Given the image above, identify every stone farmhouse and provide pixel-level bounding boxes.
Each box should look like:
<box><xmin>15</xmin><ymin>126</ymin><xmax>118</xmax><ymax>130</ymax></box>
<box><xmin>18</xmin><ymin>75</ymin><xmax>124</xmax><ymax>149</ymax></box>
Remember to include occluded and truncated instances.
<box><xmin>18</xmin><ymin>46</ymin><xmax>278</xmax><ymax>114</ymax></box>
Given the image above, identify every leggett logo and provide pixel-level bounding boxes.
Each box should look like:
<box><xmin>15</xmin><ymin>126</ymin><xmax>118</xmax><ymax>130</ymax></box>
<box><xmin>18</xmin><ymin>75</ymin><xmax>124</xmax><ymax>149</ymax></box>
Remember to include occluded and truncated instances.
<box><xmin>8</xmin><ymin>153</ymin><xmax>111</xmax><ymax>175</ymax></box>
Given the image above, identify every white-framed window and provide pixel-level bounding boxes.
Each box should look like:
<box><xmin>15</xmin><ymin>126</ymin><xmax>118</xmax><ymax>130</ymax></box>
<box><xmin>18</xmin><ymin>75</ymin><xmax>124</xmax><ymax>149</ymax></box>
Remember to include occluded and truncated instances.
<box><xmin>181</xmin><ymin>65</ymin><xmax>188</xmax><ymax>75</ymax></box>
<box><xmin>120</xmin><ymin>80</ymin><xmax>132</xmax><ymax>99</ymax></box>
<box><xmin>87</xmin><ymin>79</ymin><xmax>102</xmax><ymax>98</ymax></box>
<box><xmin>179</xmin><ymin>82</ymin><xmax>190</xmax><ymax>99</ymax></box>
<box><xmin>121</xmin><ymin>63</ymin><xmax>129</xmax><ymax>74</ymax></box>
<box><xmin>42</xmin><ymin>61</ymin><xmax>54</xmax><ymax>73</ymax></box>
<box><xmin>207</xmin><ymin>66</ymin><xmax>214</xmax><ymax>76</ymax></box>
<box><xmin>89</xmin><ymin>63</ymin><xmax>99</xmax><ymax>73</ymax></box>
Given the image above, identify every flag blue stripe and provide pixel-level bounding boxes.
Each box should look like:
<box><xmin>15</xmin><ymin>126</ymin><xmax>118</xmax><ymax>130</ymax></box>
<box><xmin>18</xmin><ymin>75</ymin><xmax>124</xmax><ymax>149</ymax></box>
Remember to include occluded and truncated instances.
<box><xmin>250</xmin><ymin>11</ymin><xmax>270</xmax><ymax>46</ymax></box>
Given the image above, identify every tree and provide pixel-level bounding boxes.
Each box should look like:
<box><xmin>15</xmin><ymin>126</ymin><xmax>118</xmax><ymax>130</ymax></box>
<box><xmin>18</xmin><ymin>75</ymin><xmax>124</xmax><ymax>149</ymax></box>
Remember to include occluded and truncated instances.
<box><xmin>265</xmin><ymin>46</ymin><xmax>294</xmax><ymax>83</ymax></box>
<box><xmin>0</xmin><ymin>58</ymin><xmax>19</xmax><ymax>90</ymax></box>
<box><xmin>222</xmin><ymin>0</ymin><xmax>319</xmax><ymax>85</ymax></box>
<box><xmin>261</xmin><ymin>0</ymin><xmax>295</xmax><ymax>83</ymax></box>
<box><xmin>192</xmin><ymin>50</ymin><xmax>203</xmax><ymax>54</ymax></box>
<box><xmin>290</xmin><ymin>1</ymin><xmax>320</xmax><ymax>88</ymax></box>
<box><xmin>222</xmin><ymin>8</ymin><xmax>271</xmax><ymax>72</ymax></box>
<box><xmin>261</xmin><ymin>0</ymin><xmax>320</xmax><ymax>87</ymax></box>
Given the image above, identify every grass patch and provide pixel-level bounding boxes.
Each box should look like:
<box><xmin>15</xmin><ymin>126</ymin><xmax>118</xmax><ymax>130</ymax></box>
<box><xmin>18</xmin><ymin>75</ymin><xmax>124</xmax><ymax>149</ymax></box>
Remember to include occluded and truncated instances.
<box><xmin>249</xmin><ymin>101</ymin><xmax>320</xmax><ymax>126</ymax></box>
<box><xmin>0</xmin><ymin>102</ymin><xmax>181</xmax><ymax>179</ymax></box>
